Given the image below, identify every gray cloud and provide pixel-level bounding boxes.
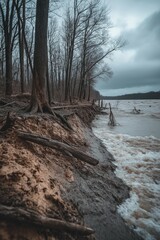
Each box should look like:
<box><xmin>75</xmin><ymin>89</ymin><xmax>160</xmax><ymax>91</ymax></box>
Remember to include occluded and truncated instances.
<box><xmin>96</xmin><ymin>7</ymin><xmax>160</xmax><ymax>96</ymax></box>
<box><xmin>125</xmin><ymin>11</ymin><xmax>160</xmax><ymax>59</ymax></box>
<box><xmin>107</xmin><ymin>62</ymin><xmax>160</xmax><ymax>89</ymax></box>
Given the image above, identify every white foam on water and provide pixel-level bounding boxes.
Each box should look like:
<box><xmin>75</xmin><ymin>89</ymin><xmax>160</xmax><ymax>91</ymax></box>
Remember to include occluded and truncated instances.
<box><xmin>93</xmin><ymin>122</ymin><xmax>160</xmax><ymax>240</ymax></box>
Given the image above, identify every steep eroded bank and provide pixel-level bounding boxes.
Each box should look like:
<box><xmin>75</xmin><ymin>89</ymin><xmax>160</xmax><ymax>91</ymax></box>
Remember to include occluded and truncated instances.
<box><xmin>0</xmin><ymin>104</ymin><xmax>143</xmax><ymax>240</ymax></box>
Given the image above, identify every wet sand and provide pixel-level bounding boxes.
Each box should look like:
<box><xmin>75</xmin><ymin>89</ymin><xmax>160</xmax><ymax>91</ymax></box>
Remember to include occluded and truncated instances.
<box><xmin>63</xmin><ymin>124</ymin><xmax>143</xmax><ymax>240</ymax></box>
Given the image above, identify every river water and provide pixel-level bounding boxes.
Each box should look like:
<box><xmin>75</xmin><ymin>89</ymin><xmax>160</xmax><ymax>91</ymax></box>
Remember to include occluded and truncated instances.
<box><xmin>92</xmin><ymin>100</ymin><xmax>160</xmax><ymax>240</ymax></box>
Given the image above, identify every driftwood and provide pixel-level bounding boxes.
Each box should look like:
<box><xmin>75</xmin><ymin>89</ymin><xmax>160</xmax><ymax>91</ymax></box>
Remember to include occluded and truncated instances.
<box><xmin>100</xmin><ymin>100</ymin><xmax>103</xmax><ymax>108</ymax></box>
<box><xmin>17</xmin><ymin>131</ymin><xmax>99</xmax><ymax>166</ymax></box>
<box><xmin>0</xmin><ymin>204</ymin><xmax>94</xmax><ymax>235</ymax></box>
<box><xmin>132</xmin><ymin>107</ymin><xmax>141</xmax><ymax>114</ymax></box>
<box><xmin>108</xmin><ymin>103</ymin><xmax>116</xmax><ymax>126</ymax></box>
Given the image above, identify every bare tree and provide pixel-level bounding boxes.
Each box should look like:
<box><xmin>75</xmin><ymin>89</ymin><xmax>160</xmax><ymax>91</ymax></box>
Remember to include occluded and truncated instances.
<box><xmin>28</xmin><ymin>0</ymin><xmax>51</xmax><ymax>113</ymax></box>
<box><xmin>63</xmin><ymin>0</ymin><xmax>90</xmax><ymax>102</ymax></box>
<box><xmin>48</xmin><ymin>20</ymin><xmax>65</xmax><ymax>102</ymax></box>
<box><xmin>48</xmin><ymin>19</ymin><xmax>57</xmax><ymax>101</ymax></box>
<box><xmin>0</xmin><ymin>0</ymin><xmax>123</xmax><ymax>101</ymax></box>
<box><xmin>0</xmin><ymin>1</ymin><xmax>17</xmax><ymax>96</ymax></box>
<box><xmin>0</xmin><ymin>28</ymin><xmax>5</xmax><ymax>93</ymax></box>
<box><xmin>16</xmin><ymin>0</ymin><xmax>26</xmax><ymax>93</ymax></box>
<box><xmin>77</xmin><ymin>0</ymin><xmax>117</xmax><ymax>101</ymax></box>
<box><xmin>13</xmin><ymin>0</ymin><xmax>36</xmax><ymax>93</ymax></box>
<box><xmin>61</xmin><ymin>0</ymin><xmax>122</xmax><ymax>103</ymax></box>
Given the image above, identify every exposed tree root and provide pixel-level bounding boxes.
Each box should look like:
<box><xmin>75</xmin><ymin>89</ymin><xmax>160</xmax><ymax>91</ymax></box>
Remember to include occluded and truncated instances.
<box><xmin>0</xmin><ymin>204</ymin><xmax>94</xmax><ymax>235</ymax></box>
<box><xmin>24</xmin><ymin>101</ymin><xmax>73</xmax><ymax>131</ymax></box>
<box><xmin>0</xmin><ymin>112</ymin><xmax>15</xmax><ymax>132</ymax></box>
<box><xmin>17</xmin><ymin>131</ymin><xmax>99</xmax><ymax>166</ymax></box>
<box><xmin>55</xmin><ymin>112</ymin><xmax>73</xmax><ymax>130</ymax></box>
<box><xmin>25</xmin><ymin>101</ymin><xmax>55</xmax><ymax>115</ymax></box>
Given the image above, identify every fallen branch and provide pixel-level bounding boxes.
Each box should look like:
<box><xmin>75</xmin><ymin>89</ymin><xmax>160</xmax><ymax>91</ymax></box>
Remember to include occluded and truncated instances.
<box><xmin>17</xmin><ymin>131</ymin><xmax>99</xmax><ymax>166</ymax></box>
<box><xmin>0</xmin><ymin>204</ymin><xmax>94</xmax><ymax>235</ymax></box>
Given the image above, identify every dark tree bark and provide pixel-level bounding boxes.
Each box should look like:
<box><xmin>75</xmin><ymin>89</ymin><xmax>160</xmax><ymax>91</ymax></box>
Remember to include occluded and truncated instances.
<box><xmin>5</xmin><ymin>39</ymin><xmax>12</xmax><ymax>95</ymax></box>
<box><xmin>64</xmin><ymin>1</ymin><xmax>86</xmax><ymax>102</ymax></box>
<box><xmin>29</xmin><ymin>0</ymin><xmax>51</xmax><ymax>113</ymax></box>
<box><xmin>14</xmin><ymin>0</ymin><xmax>26</xmax><ymax>94</ymax></box>
<box><xmin>0</xmin><ymin>1</ymin><xmax>15</xmax><ymax>96</ymax></box>
<box><xmin>0</xmin><ymin>29</ymin><xmax>5</xmax><ymax>84</ymax></box>
<box><xmin>18</xmin><ymin>0</ymin><xmax>25</xmax><ymax>94</ymax></box>
<box><xmin>13</xmin><ymin>0</ymin><xmax>34</xmax><ymax>91</ymax></box>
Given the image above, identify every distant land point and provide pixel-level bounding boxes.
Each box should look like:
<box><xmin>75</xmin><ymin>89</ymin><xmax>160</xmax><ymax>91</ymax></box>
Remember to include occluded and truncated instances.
<box><xmin>102</xmin><ymin>91</ymin><xmax>160</xmax><ymax>100</ymax></box>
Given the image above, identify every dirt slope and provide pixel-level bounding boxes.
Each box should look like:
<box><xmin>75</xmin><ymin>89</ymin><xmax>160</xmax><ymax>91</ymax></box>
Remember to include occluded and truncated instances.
<box><xmin>0</xmin><ymin>105</ymin><xmax>143</xmax><ymax>240</ymax></box>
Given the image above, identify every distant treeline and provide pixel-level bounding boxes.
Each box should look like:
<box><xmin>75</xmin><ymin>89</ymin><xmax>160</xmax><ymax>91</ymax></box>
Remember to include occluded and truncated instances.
<box><xmin>102</xmin><ymin>91</ymin><xmax>160</xmax><ymax>100</ymax></box>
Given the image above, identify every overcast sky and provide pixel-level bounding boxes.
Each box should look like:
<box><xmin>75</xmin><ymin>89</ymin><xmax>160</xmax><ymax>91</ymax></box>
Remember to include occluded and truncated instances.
<box><xmin>95</xmin><ymin>0</ymin><xmax>160</xmax><ymax>96</ymax></box>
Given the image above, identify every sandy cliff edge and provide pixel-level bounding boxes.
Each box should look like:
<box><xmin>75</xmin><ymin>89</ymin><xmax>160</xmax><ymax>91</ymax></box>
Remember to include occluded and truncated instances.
<box><xmin>0</xmin><ymin>104</ymin><xmax>143</xmax><ymax>240</ymax></box>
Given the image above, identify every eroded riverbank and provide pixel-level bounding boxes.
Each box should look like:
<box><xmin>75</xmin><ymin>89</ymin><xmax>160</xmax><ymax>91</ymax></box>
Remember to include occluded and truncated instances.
<box><xmin>0</xmin><ymin>102</ymin><xmax>143</xmax><ymax>239</ymax></box>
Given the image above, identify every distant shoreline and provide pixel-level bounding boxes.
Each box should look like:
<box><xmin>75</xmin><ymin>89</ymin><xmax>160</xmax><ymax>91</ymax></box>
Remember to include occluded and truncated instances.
<box><xmin>101</xmin><ymin>91</ymin><xmax>160</xmax><ymax>100</ymax></box>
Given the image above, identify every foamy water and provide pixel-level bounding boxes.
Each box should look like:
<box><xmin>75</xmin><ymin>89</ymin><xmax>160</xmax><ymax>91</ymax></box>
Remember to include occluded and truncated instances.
<box><xmin>92</xmin><ymin>100</ymin><xmax>160</xmax><ymax>240</ymax></box>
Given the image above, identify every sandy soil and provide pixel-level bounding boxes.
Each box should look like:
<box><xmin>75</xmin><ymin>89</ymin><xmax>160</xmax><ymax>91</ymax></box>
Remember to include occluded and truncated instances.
<box><xmin>0</xmin><ymin>102</ymin><xmax>143</xmax><ymax>240</ymax></box>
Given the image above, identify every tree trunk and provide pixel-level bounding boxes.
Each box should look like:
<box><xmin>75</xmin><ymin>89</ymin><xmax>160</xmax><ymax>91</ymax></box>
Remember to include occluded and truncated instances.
<box><xmin>5</xmin><ymin>39</ymin><xmax>12</xmax><ymax>96</ymax></box>
<box><xmin>29</xmin><ymin>0</ymin><xmax>51</xmax><ymax>113</ymax></box>
<box><xmin>18</xmin><ymin>0</ymin><xmax>25</xmax><ymax>94</ymax></box>
<box><xmin>0</xmin><ymin>0</ymin><xmax>15</xmax><ymax>96</ymax></box>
